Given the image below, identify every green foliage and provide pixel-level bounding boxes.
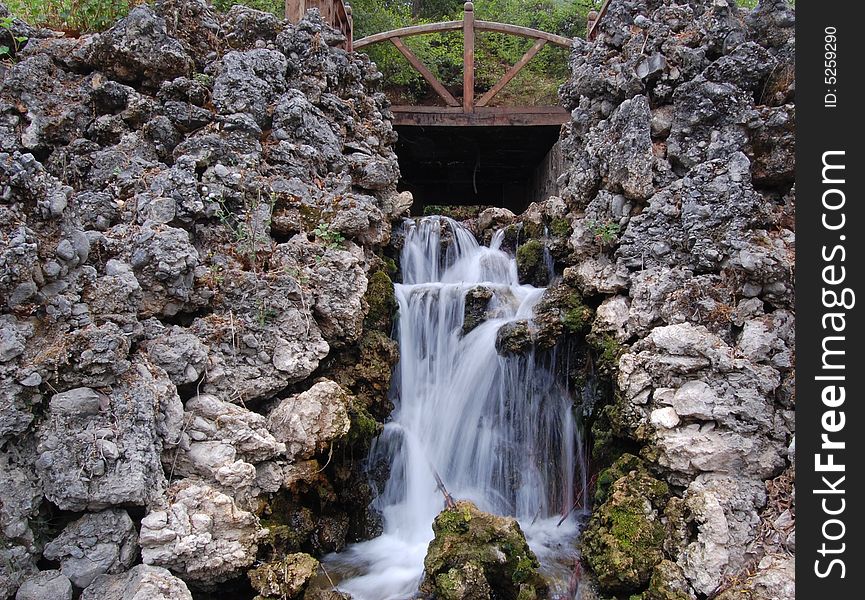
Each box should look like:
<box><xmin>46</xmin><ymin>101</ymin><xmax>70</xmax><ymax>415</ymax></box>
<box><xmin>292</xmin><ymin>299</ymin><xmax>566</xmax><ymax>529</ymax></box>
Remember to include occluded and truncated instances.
<box><xmin>5</xmin><ymin>0</ymin><xmax>285</xmax><ymax>33</ymax></box>
<box><xmin>6</xmin><ymin>0</ymin><xmax>147</xmax><ymax>32</ymax></box>
<box><xmin>586</xmin><ymin>219</ymin><xmax>621</xmax><ymax>247</ymax></box>
<box><xmin>0</xmin><ymin>15</ymin><xmax>28</xmax><ymax>58</ymax></box>
<box><xmin>313</xmin><ymin>222</ymin><xmax>346</xmax><ymax>249</ymax></box>
<box><xmin>211</xmin><ymin>0</ymin><xmax>284</xmax><ymax>18</ymax></box>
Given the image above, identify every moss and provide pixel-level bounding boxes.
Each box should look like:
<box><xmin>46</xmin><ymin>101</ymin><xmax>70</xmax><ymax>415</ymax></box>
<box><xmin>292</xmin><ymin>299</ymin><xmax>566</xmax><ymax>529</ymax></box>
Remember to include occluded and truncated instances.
<box><xmin>516</xmin><ymin>239</ymin><xmax>547</xmax><ymax>286</ymax></box>
<box><xmin>581</xmin><ymin>469</ymin><xmax>670</xmax><ymax>594</ymax></box>
<box><xmin>642</xmin><ymin>560</ymin><xmax>693</xmax><ymax>600</ymax></box>
<box><xmin>423</xmin><ymin>501</ymin><xmax>549</xmax><ymax>600</ymax></box>
<box><xmin>423</xmin><ymin>204</ymin><xmax>491</xmax><ymax>220</ymax></box>
<box><xmin>436</xmin><ymin>503</ymin><xmax>473</xmax><ymax>534</ymax></box>
<box><xmin>248</xmin><ymin>552</ymin><xmax>318</xmax><ymax>599</ymax></box>
<box><xmin>549</xmin><ymin>217</ymin><xmax>572</xmax><ymax>237</ymax></box>
<box><xmin>562</xmin><ymin>292</ymin><xmax>592</xmax><ymax>334</ymax></box>
<box><xmin>364</xmin><ymin>270</ymin><xmax>397</xmax><ymax>331</ymax></box>
<box><xmin>594</xmin><ymin>453</ymin><xmax>645</xmax><ymax>506</ymax></box>
<box><xmin>345</xmin><ymin>401</ymin><xmax>382</xmax><ymax>448</ymax></box>
<box><xmin>591</xmin><ymin>333</ymin><xmax>625</xmax><ymax>375</ymax></box>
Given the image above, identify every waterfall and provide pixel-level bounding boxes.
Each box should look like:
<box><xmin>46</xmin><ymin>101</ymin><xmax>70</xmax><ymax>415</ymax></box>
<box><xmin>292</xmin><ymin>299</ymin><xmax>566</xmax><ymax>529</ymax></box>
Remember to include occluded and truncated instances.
<box><xmin>325</xmin><ymin>216</ymin><xmax>587</xmax><ymax>599</ymax></box>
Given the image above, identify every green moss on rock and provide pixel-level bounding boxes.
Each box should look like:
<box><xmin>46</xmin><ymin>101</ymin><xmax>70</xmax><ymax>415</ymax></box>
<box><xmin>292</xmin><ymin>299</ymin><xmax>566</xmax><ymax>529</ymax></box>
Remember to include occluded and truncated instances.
<box><xmin>424</xmin><ymin>205</ymin><xmax>492</xmax><ymax>220</ymax></box>
<box><xmin>642</xmin><ymin>560</ymin><xmax>694</xmax><ymax>600</ymax></box>
<box><xmin>364</xmin><ymin>270</ymin><xmax>397</xmax><ymax>331</ymax></box>
<box><xmin>422</xmin><ymin>501</ymin><xmax>549</xmax><ymax>600</ymax></box>
<box><xmin>550</xmin><ymin>217</ymin><xmax>572</xmax><ymax>237</ymax></box>
<box><xmin>516</xmin><ymin>239</ymin><xmax>547</xmax><ymax>287</ymax></box>
<box><xmin>581</xmin><ymin>469</ymin><xmax>670</xmax><ymax>594</ymax></box>
<box><xmin>590</xmin><ymin>333</ymin><xmax>625</xmax><ymax>375</ymax></box>
<box><xmin>248</xmin><ymin>552</ymin><xmax>318</xmax><ymax>600</ymax></box>
<box><xmin>593</xmin><ymin>453</ymin><xmax>645</xmax><ymax>506</ymax></box>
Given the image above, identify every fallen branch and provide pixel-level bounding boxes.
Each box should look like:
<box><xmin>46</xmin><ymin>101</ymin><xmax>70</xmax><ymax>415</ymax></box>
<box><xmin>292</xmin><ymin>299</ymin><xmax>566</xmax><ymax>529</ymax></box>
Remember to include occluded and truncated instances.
<box><xmin>428</xmin><ymin>461</ymin><xmax>456</xmax><ymax>509</ymax></box>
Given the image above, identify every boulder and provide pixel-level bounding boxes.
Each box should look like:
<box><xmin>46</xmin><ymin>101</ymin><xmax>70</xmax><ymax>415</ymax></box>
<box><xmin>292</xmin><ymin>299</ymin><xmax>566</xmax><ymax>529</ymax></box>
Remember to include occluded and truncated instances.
<box><xmin>80</xmin><ymin>564</ymin><xmax>192</xmax><ymax>600</ymax></box>
<box><xmin>43</xmin><ymin>509</ymin><xmax>138</xmax><ymax>589</ymax></box>
<box><xmin>421</xmin><ymin>501</ymin><xmax>548</xmax><ymax>600</ymax></box>
<box><xmin>139</xmin><ymin>480</ymin><xmax>262</xmax><ymax>583</ymax></box>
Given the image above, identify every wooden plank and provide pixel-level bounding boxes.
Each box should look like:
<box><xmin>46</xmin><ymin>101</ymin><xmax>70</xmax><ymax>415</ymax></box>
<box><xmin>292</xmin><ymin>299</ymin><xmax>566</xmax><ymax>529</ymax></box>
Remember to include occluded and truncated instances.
<box><xmin>286</xmin><ymin>0</ymin><xmax>305</xmax><ymax>23</ymax></box>
<box><xmin>588</xmin><ymin>0</ymin><xmax>613</xmax><ymax>41</ymax></box>
<box><xmin>390</xmin><ymin>37</ymin><xmax>460</xmax><ymax>107</ymax></box>
<box><xmin>474</xmin><ymin>21</ymin><xmax>573</xmax><ymax>48</ymax></box>
<box><xmin>463</xmin><ymin>2</ymin><xmax>475</xmax><ymax>113</ymax></box>
<box><xmin>354</xmin><ymin>21</ymin><xmax>463</xmax><ymax>49</ymax></box>
<box><xmin>391</xmin><ymin>105</ymin><xmax>568</xmax><ymax>114</ymax></box>
<box><xmin>476</xmin><ymin>37</ymin><xmax>546</xmax><ymax>108</ymax></box>
<box><xmin>389</xmin><ymin>106</ymin><xmax>569</xmax><ymax>127</ymax></box>
<box><xmin>345</xmin><ymin>3</ymin><xmax>353</xmax><ymax>52</ymax></box>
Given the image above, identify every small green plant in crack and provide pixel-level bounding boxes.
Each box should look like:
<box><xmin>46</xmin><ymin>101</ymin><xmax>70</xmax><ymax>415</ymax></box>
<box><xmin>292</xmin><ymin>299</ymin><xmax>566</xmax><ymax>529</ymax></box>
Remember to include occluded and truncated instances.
<box><xmin>285</xmin><ymin>266</ymin><xmax>310</xmax><ymax>286</ymax></box>
<box><xmin>586</xmin><ymin>219</ymin><xmax>621</xmax><ymax>248</ymax></box>
<box><xmin>192</xmin><ymin>72</ymin><xmax>213</xmax><ymax>88</ymax></box>
<box><xmin>0</xmin><ymin>16</ymin><xmax>27</xmax><ymax>59</ymax></box>
<box><xmin>255</xmin><ymin>298</ymin><xmax>279</xmax><ymax>327</ymax></box>
<box><xmin>313</xmin><ymin>222</ymin><xmax>345</xmax><ymax>251</ymax></box>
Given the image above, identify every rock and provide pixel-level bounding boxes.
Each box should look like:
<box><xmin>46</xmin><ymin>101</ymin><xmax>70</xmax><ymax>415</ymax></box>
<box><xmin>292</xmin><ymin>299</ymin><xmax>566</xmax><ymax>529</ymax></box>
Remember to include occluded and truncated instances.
<box><xmin>463</xmin><ymin>286</ymin><xmax>493</xmax><ymax>334</ymax></box>
<box><xmin>213</xmin><ymin>49</ymin><xmax>288</xmax><ymax>127</ymax></box>
<box><xmin>43</xmin><ymin>510</ymin><xmax>138</xmax><ymax>589</ymax></box>
<box><xmin>85</xmin><ymin>6</ymin><xmax>195</xmax><ymax>88</ymax></box>
<box><xmin>515</xmin><ymin>239</ymin><xmax>549</xmax><ymax>287</ymax></box>
<box><xmin>247</xmin><ymin>553</ymin><xmax>318</xmax><ymax>599</ymax></box>
<box><xmin>267</xmin><ymin>380</ymin><xmax>351</xmax><ymax>461</ymax></box>
<box><xmin>139</xmin><ymin>480</ymin><xmax>262</xmax><ymax>583</ymax></box>
<box><xmin>128</xmin><ymin>223</ymin><xmax>203</xmax><ymax>317</ymax></box>
<box><xmin>35</xmin><ymin>364</ymin><xmax>182</xmax><ymax>511</ymax></box>
<box><xmin>0</xmin><ymin>449</ymin><xmax>41</xmax><ymax>553</ymax></box>
<box><xmin>581</xmin><ymin>466</ymin><xmax>669</xmax><ymax>593</ymax></box>
<box><xmin>421</xmin><ymin>501</ymin><xmax>548</xmax><ymax>600</ymax></box>
<box><xmin>15</xmin><ymin>570</ymin><xmax>73</xmax><ymax>600</ymax></box>
<box><xmin>714</xmin><ymin>554</ymin><xmax>793</xmax><ymax>600</ymax></box>
<box><xmin>142</xmin><ymin>322</ymin><xmax>208</xmax><ymax>386</ymax></box>
<box><xmin>495</xmin><ymin>320</ymin><xmax>533</xmax><ymax>356</ymax></box>
<box><xmin>80</xmin><ymin>564</ymin><xmax>192</xmax><ymax>600</ymax></box>
<box><xmin>166</xmin><ymin>393</ymin><xmax>285</xmax><ymax>490</ymax></box>
<box><xmin>592</xmin><ymin>296</ymin><xmax>630</xmax><ymax>342</ymax></box>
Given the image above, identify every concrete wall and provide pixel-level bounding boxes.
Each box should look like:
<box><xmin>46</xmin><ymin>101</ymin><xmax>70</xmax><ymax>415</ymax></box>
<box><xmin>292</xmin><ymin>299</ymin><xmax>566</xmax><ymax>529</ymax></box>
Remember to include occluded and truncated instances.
<box><xmin>529</xmin><ymin>139</ymin><xmax>565</xmax><ymax>205</ymax></box>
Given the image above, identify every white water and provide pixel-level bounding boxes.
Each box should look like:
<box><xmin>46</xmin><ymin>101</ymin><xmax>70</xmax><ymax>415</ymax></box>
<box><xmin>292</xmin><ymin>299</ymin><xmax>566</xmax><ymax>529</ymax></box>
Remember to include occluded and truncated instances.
<box><xmin>324</xmin><ymin>217</ymin><xmax>587</xmax><ymax>599</ymax></box>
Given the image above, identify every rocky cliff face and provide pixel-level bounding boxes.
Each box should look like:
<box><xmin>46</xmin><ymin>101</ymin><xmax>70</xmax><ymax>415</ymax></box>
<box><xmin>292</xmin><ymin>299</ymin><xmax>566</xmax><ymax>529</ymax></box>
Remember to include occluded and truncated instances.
<box><xmin>491</xmin><ymin>1</ymin><xmax>795</xmax><ymax>598</ymax></box>
<box><xmin>0</xmin><ymin>1</ymin><xmax>407</xmax><ymax>597</ymax></box>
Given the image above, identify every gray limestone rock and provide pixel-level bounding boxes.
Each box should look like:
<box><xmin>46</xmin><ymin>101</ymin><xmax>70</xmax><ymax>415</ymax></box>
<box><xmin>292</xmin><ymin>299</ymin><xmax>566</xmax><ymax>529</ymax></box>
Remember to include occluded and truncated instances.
<box><xmin>80</xmin><ymin>564</ymin><xmax>192</xmax><ymax>600</ymax></box>
<box><xmin>85</xmin><ymin>6</ymin><xmax>195</xmax><ymax>88</ymax></box>
<box><xmin>267</xmin><ymin>379</ymin><xmax>352</xmax><ymax>462</ymax></box>
<box><xmin>139</xmin><ymin>480</ymin><xmax>262</xmax><ymax>583</ymax></box>
<box><xmin>14</xmin><ymin>570</ymin><xmax>72</xmax><ymax>600</ymax></box>
<box><xmin>35</xmin><ymin>364</ymin><xmax>182</xmax><ymax>511</ymax></box>
<box><xmin>43</xmin><ymin>510</ymin><xmax>138</xmax><ymax>589</ymax></box>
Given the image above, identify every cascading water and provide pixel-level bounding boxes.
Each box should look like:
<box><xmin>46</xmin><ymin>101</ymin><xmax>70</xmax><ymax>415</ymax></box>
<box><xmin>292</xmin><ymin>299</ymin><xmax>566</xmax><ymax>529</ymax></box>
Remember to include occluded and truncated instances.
<box><xmin>324</xmin><ymin>216</ymin><xmax>588</xmax><ymax>599</ymax></box>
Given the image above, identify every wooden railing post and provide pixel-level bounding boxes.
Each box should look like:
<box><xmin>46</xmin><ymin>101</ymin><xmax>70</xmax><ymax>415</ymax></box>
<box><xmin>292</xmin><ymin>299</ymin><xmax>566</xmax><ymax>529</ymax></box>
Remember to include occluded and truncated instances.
<box><xmin>286</xmin><ymin>0</ymin><xmax>305</xmax><ymax>23</ymax></box>
<box><xmin>346</xmin><ymin>4</ymin><xmax>353</xmax><ymax>52</ymax></box>
<box><xmin>463</xmin><ymin>2</ymin><xmax>475</xmax><ymax>113</ymax></box>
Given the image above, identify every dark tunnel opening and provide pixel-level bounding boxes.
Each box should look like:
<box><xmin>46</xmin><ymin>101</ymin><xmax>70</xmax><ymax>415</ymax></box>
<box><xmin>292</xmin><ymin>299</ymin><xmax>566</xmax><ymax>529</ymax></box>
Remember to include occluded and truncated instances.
<box><xmin>395</xmin><ymin>125</ymin><xmax>564</xmax><ymax>215</ymax></box>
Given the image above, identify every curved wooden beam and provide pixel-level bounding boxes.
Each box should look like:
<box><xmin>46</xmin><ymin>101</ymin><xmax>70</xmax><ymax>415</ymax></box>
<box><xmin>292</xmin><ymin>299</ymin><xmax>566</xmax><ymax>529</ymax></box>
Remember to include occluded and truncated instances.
<box><xmin>354</xmin><ymin>21</ymin><xmax>463</xmax><ymax>49</ymax></box>
<box><xmin>474</xmin><ymin>21</ymin><xmax>574</xmax><ymax>48</ymax></box>
<box><xmin>354</xmin><ymin>20</ymin><xmax>574</xmax><ymax>50</ymax></box>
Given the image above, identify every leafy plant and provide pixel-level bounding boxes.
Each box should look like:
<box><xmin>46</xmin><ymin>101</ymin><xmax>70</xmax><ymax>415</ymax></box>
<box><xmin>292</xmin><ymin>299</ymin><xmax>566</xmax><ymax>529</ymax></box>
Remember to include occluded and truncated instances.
<box><xmin>313</xmin><ymin>222</ymin><xmax>345</xmax><ymax>250</ymax></box>
<box><xmin>0</xmin><ymin>15</ymin><xmax>28</xmax><ymax>58</ymax></box>
<box><xmin>6</xmin><ymin>0</ymin><xmax>147</xmax><ymax>33</ymax></box>
<box><xmin>586</xmin><ymin>219</ymin><xmax>620</xmax><ymax>247</ymax></box>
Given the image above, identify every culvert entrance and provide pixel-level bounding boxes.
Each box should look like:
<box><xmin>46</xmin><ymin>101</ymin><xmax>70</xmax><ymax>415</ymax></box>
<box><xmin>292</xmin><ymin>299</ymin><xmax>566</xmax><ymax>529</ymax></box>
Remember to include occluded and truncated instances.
<box><xmin>395</xmin><ymin>125</ymin><xmax>564</xmax><ymax>215</ymax></box>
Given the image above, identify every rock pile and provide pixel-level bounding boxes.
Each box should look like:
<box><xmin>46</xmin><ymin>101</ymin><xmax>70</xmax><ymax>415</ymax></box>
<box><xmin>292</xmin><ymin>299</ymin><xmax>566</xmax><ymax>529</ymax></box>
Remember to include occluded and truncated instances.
<box><xmin>0</xmin><ymin>0</ymin><xmax>402</xmax><ymax>596</ymax></box>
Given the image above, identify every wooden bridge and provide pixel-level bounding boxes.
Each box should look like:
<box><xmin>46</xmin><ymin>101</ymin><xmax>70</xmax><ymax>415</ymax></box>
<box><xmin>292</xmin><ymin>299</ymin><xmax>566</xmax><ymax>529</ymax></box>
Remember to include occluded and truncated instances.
<box><xmin>287</xmin><ymin>0</ymin><xmax>611</xmax><ymax>127</ymax></box>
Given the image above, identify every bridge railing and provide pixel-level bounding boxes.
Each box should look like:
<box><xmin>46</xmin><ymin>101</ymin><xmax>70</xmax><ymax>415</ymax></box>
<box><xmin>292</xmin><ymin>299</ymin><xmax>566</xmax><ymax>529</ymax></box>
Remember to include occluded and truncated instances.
<box><xmin>353</xmin><ymin>2</ymin><xmax>574</xmax><ymax>116</ymax></box>
<box><xmin>286</xmin><ymin>0</ymin><xmax>354</xmax><ymax>51</ymax></box>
